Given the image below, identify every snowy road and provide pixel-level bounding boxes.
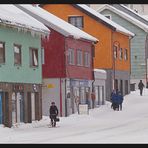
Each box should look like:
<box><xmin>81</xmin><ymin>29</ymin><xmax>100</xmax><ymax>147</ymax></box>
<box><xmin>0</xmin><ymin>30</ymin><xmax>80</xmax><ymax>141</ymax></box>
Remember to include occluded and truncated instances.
<box><xmin>0</xmin><ymin>89</ymin><xmax>148</xmax><ymax>144</ymax></box>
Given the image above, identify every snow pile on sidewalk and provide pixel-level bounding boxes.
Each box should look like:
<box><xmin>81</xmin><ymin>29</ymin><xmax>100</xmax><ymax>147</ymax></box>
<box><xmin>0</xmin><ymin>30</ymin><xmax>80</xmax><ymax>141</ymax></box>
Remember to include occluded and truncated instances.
<box><xmin>0</xmin><ymin>89</ymin><xmax>148</xmax><ymax>143</ymax></box>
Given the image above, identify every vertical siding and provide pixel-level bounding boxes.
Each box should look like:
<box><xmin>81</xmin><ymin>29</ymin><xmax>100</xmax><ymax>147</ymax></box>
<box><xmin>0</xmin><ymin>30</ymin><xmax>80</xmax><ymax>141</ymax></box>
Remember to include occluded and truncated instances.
<box><xmin>42</xmin><ymin>28</ymin><xmax>66</xmax><ymax>78</ymax></box>
<box><xmin>0</xmin><ymin>26</ymin><xmax>42</xmax><ymax>84</ymax></box>
<box><xmin>100</xmin><ymin>9</ymin><xmax>147</xmax><ymax>80</ymax></box>
<box><xmin>42</xmin><ymin>4</ymin><xmax>113</xmax><ymax>69</ymax></box>
<box><xmin>42</xmin><ymin>4</ymin><xmax>131</xmax><ymax>72</ymax></box>
<box><xmin>65</xmin><ymin>37</ymin><xmax>93</xmax><ymax>80</ymax></box>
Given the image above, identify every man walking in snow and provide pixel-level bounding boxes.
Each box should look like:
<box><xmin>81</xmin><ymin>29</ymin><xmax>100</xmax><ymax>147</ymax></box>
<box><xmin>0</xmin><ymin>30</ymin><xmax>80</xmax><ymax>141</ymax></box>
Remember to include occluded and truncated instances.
<box><xmin>138</xmin><ymin>80</ymin><xmax>145</xmax><ymax>96</ymax></box>
<box><xmin>49</xmin><ymin>102</ymin><xmax>59</xmax><ymax>127</ymax></box>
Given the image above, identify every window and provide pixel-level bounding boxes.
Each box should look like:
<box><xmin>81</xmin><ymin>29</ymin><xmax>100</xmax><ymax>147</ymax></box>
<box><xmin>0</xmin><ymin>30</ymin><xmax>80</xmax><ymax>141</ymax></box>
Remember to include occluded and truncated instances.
<box><xmin>68</xmin><ymin>16</ymin><xmax>84</xmax><ymax>29</ymax></box>
<box><xmin>0</xmin><ymin>42</ymin><xmax>5</xmax><ymax>63</ymax></box>
<box><xmin>29</xmin><ymin>48</ymin><xmax>38</xmax><ymax>67</ymax></box>
<box><xmin>14</xmin><ymin>44</ymin><xmax>21</xmax><ymax>65</ymax></box>
<box><xmin>124</xmin><ymin>49</ymin><xmax>128</xmax><ymax>60</ymax></box>
<box><xmin>77</xmin><ymin>49</ymin><xmax>83</xmax><ymax>66</ymax></box>
<box><xmin>119</xmin><ymin>48</ymin><xmax>123</xmax><ymax>60</ymax></box>
<box><xmin>68</xmin><ymin>48</ymin><xmax>75</xmax><ymax>65</ymax></box>
<box><xmin>41</xmin><ymin>47</ymin><xmax>45</xmax><ymax>64</ymax></box>
<box><xmin>105</xmin><ymin>15</ymin><xmax>111</xmax><ymax>20</ymax></box>
<box><xmin>84</xmin><ymin>52</ymin><xmax>90</xmax><ymax>67</ymax></box>
<box><xmin>113</xmin><ymin>46</ymin><xmax>118</xmax><ymax>59</ymax></box>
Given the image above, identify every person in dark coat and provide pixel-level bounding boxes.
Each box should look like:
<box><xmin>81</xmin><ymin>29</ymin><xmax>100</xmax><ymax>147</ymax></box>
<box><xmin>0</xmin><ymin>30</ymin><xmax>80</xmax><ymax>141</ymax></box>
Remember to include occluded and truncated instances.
<box><xmin>49</xmin><ymin>102</ymin><xmax>59</xmax><ymax>127</ymax></box>
<box><xmin>117</xmin><ymin>91</ymin><xmax>124</xmax><ymax>111</ymax></box>
<box><xmin>111</xmin><ymin>90</ymin><xmax>119</xmax><ymax>111</ymax></box>
<box><xmin>138</xmin><ymin>80</ymin><xmax>145</xmax><ymax>96</ymax></box>
<box><xmin>110</xmin><ymin>89</ymin><xmax>116</xmax><ymax>109</ymax></box>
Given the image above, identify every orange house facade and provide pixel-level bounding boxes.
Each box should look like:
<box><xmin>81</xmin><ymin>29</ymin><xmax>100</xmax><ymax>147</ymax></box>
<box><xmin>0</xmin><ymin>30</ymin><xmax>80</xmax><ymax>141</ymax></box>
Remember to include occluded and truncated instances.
<box><xmin>41</xmin><ymin>4</ymin><xmax>134</xmax><ymax>100</ymax></box>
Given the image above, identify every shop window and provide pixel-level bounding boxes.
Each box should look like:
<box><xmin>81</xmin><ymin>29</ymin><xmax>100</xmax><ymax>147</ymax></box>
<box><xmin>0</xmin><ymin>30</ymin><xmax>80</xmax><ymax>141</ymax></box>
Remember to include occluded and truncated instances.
<box><xmin>0</xmin><ymin>42</ymin><xmax>5</xmax><ymax>63</ymax></box>
<box><xmin>29</xmin><ymin>48</ymin><xmax>38</xmax><ymax>67</ymax></box>
<box><xmin>14</xmin><ymin>44</ymin><xmax>22</xmax><ymax>65</ymax></box>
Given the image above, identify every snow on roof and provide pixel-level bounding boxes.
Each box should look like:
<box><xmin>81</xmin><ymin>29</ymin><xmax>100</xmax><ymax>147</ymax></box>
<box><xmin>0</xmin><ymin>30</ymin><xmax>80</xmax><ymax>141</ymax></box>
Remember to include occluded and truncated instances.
<box><xmin>97</xmin><ymin>4</ymin><xmax>148</xmax><ymax>33</ymax></box>
<box><xmin>76</xmin><ymin>4</ymin><xmax>134</xmax><ymax>37</ymax></box>
<box><xmin>120</xmin><ymin>4</ymin><xmax>148</xmax><ymax>22</ymax></box>
<box><xmin>0</xmin><ymin>5</ymin><xmax>49</xmax><ymax>35</ymax></box>
<box><xmin>16</xmin><ymin>4</ymin><xmax>98</xmax><ymax>43</ymax></box>
<box><xmin>142</xmin><ymin>15</ymin><xmax>148</xmax><ymax>21</ymax></box>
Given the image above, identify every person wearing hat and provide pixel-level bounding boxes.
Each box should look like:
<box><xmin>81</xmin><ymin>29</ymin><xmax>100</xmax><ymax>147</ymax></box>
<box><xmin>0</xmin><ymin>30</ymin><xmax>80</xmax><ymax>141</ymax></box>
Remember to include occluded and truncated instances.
<box><xmin>49</xmin><ymin>101</ymin><xmax>59</xmax><ymax>127</ymax></box>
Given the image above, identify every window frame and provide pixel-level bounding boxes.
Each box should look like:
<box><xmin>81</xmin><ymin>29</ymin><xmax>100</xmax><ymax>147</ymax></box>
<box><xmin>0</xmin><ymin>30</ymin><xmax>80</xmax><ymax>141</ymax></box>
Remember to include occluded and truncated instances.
<box><xmin>119</xmin><ymin>48</ymin><xmax>123</xmax><ymax>60</ymax></box>
<box><xmin>29</xmin><ymin>47</ymin><xmax>39</xmax><ymax>67</ymax></box>
<box><xmin>68</xmin><ymin>16</ymin><xmax>84</xmax><ymax>30</ymax></box>
<box><xmin>84</xmin><ymin>51</ymin><xmax>90</xmax><ymax>67</ymax></box>
<box><xmin>68</xmin><ymin>48</ymin><xmax>75</xmax><ymax>65</ymax></box>
<box><xmin>14</xmin><ymin>44</ymin><xmax>22</xmax><ymax>66</ymax></box>
<box><xmin>0</xmin><ymin>41</ymin><xmax>5</xmax><ymax>64</ymax></box>
<box><xmin>77</xmin><ymin>49</ymin><xmax>83</xmax><ymax>66</ymax></box>
<box><xmin>113</xmin><ymin>45</ymin><xmax>118</xmax><ymax>59</ymax></box>
<box><xmin>124</xmin><ymin>48</ymin><xmax>128</xmax><ymax>60</ymax></box>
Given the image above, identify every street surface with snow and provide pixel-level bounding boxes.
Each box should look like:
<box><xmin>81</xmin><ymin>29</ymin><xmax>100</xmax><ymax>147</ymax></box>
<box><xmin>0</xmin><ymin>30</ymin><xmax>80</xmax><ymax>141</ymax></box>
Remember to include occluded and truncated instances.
<box><xmin>0</xmin><ymin>89</ymin><xmax>148</xmax><ymax>144</ymax></box>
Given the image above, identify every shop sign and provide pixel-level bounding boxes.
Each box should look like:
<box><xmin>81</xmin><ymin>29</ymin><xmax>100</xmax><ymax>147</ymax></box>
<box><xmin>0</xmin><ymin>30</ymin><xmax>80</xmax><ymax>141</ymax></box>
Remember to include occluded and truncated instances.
<box><xmin>70</xmin><ymin>79</ymin><xmax>89</xmax><ymax>87</ymax></box>
<box><xmin>79</xmin><ymin>80</ymin><xmax>89</xmax><ymax>87</ymax></box>
<box><xmin>47</xmin><ymin>84</ymin><xmax>55</xmax><ymax>88</ymax></box>
<box><xmin>13</xmin><ymin>84</ymin><xmax>24</xmax><ymax>92</ymax></box>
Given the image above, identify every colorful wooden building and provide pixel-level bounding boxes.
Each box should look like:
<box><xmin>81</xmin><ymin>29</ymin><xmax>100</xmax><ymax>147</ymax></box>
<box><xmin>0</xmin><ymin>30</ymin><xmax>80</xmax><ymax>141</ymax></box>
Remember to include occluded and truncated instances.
<box><xmin>16</xmin><ymin>5</ymin><xmax>98</xmax><ymax>116</ymax></box>
<box><xmin>97</xmin><ymin>4</ymin><xmax>148</xmax><ymax>88</ymax></box>
<box><xmin>0</xmin><ymin>5</ymin><xmax>49</xmax><ymax>127</ymax></box>
<box><xmin>39</xmin><ymin>4</ymin><xmax>134</xmax><ymax>101</ymax></box>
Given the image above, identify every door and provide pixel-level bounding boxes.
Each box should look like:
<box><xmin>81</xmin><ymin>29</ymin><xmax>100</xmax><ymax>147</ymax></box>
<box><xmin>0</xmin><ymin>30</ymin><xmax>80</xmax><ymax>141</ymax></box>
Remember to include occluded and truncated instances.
<box><xmin>94</xmin><ymin>86</ymin><xmax>99</xmax><ymax>107</ymax></box>
<box><xmin>31</xmin><ymin>93</ymin><xmax>35</xmax><ymax>121</ymax></box>
<box><xmin>0</xmin><ymin>93</ymin><xmax>2</xmax><ymax>124</ymax></box>
<box><xmin>12</xmin><ymin>92</ymin><xmax>16</xmax><ymax>125</ymax></box>
<box><xmin>20</xmin><ymin>92</ymin><xmax>24</xmax><ymax>122</ymax></box>
<box><xmin>4</xmin><ymin>92</ymin><xmax>9</xmax><ymax>127</ymax></box>
<box><xmin>35</xmin><ymin>92</ymin><xmax>39</xmax><ymax>120</ymax></box>
<box><xmin>27</xmin><ymin>92</ymin><xmax>32</xmax><ymax>123</ymax></box>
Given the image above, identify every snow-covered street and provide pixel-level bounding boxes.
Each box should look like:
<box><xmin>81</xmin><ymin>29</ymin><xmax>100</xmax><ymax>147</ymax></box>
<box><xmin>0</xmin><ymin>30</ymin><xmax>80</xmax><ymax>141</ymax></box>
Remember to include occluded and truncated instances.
<box><xmin>1</xmin><ymin>89</ymin><xmax>148</xmax><ymax>144</ymax></box>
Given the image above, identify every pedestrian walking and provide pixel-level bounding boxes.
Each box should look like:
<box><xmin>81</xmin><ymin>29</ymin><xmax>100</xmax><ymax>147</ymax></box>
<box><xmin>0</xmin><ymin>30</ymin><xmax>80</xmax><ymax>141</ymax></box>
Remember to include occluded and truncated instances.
<box><xmin>117</xmin><ymin>91</ymin><xmax>124</xmax><ymax>111</ymax></box>
<box><xmin>111</xmin><ymin>89</ymin><xmax>119</xmax><ymax>111</ymax></box>
<box><xmin>49</xmin><ymin>101</ymin><xmax>59</xmax><ymax>127</ymax></box>
<box><xmin>138</xmin><ymin>80</ymin><xmax>145</xmax><ymax>96</ymax></box>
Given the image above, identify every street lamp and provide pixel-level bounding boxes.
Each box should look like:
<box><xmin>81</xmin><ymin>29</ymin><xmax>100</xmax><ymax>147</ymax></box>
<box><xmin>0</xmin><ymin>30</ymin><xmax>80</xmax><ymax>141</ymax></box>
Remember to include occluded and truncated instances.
<box><xmin>145</xmin><ymin>34</ymin><xmax>148</xmax><ymax>88</ymax></box>
<box><xmin>113</xmin><ymin>41</ymin><xmax>120</xmax><ymax>90</ymax></box>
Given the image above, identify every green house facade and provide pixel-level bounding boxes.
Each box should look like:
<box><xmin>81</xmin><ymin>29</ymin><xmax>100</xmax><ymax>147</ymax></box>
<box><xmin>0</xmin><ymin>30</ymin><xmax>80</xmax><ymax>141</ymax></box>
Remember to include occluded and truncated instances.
<box><xmin>0</xmin><ymin>5</ymin><xmax>49</xmax><ymax>127</ymax></box>
<box><xmin>98</xmin><ymin>4</ymin><xmax>148</xmax><ymax>88</ymax></box>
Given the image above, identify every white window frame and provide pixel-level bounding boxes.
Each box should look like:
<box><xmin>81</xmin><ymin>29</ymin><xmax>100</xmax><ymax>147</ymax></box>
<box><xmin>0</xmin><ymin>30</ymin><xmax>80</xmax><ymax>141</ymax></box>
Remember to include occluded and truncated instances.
<box><xmin>119</xmin><ymin>48</ymin><xmax>123</xmax><ymax>60</ymax></box>
<box><xmin>77</xmin><ymin>49</ymin><xmax>83</xmax><ymax>66</ymax></box>
<box><xmin>84</xmin><ymin>52</ymin><xmax>90</xmax><ymax>67</ymax></box>
<box><xmin>14</xmin><ymin>44</ymin><xmax>22</xmax><ymax>66</ymax></box>
<box><xmin>0</xmin><ymin>42</ymin><xmax>5</xmax><ymax>64</ymax></box>
<box><xmin>124</xmin><ymin>48</ymin><xmax>128</xmax><ymax>60</ymax></box>
<box><xmin>68</xmin><ymin>48</ymin><xmax>75</xmax><ymax>65</ymax></box>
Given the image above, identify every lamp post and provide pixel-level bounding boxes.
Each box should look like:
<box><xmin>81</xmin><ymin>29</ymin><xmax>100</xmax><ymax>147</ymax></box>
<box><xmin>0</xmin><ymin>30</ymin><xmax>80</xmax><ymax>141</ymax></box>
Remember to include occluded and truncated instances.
<box><xmin>145</xmin><ymin>34</ymin><xmax>148</xmax><ymax>88</ymax></box>
<box><xmin>113</xmin><ymin>41</ymin><xmax>120</xmax><ymax>90</ymax></box>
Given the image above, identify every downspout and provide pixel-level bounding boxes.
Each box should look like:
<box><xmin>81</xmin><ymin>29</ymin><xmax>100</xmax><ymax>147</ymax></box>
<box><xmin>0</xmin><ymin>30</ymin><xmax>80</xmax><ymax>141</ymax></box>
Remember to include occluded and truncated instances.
<box><xmin>64</xmin><ymin>37</ymin><xmax>67</xmax><ymax>117</ymax></box>
<box><xmin>92</xmin><ymin>43</ymin><xmax>95</xmax><ymax>92</ymax></box>
<box><xmin>129</xmin><ymin>34</ymin><xmax>135</xmax><ymax>91</ymax></box>
<box><xmin>59</xmin><ymin>78</ymin><xmax>62</xmax><ymax>117</ymax></box>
